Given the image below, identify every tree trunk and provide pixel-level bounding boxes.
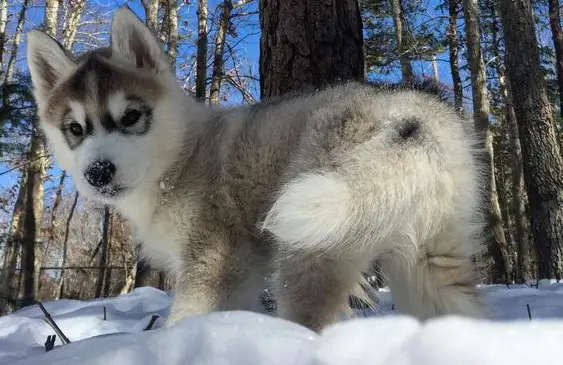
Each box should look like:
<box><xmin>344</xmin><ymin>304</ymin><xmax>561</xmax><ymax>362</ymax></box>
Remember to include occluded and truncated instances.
<box><xmin>56</xmin><ymin>191</ymin><xmax>79</xmax><ymax>300</ymax></box>
<box><xmin>548</xmin><ymin>0</ymin><xmax>563</xmax><ymax>119</ymax></box>
<box><xmin>0</xmin><ymin>171</ymin><xmax>27</xmax><ymax>314</ymax></box>
<box><xmin>495</xmin><ymin>140</ymin><xmax>515</xmax><ymax>254</ymax></box>
<box><xmin>20</xmin><ymin>131</ymin><xmax>47</xmax><ymax>307</ymax></box>
<box><xmin>44</xmin><ymin>0</ymin><xmax>59</xmax><ymax>36</ymax></box>
<box><xmin>196</xmin><ymin>0</ymin><xmax>208</xmax><ymax>101</ymax></box>
<box><xmin>119</xmin><ymin>228</ymin><xmax>136</xmax><ymax>295</ymax></box>
<box><xmin>431</xmin><ymin>55</ymin><xmax>439</xmax><ymax>82</ymax></box>
<box><xmin>158</xmin><ymin>271</ymin><xmax>167</xmax><ymax>291</ymax></box>
<box><xmin>447</xmin><ymin>0</ymin><xmax>463</xmax><ymax>110</ymax></box>
<box><xmin>95</xmin><ymin>207</ymin><xmax>111</xmax><ymax>298</ymax></box>
<box><xmin>5</xmin><ymin>0</ymin><xmax>28</xmax><ymax>83</ymax></box>
<box><xmin>134</xmin><ymin>253</ymin><xmax>152</xmax><ymax>288</ymax></box>
<box><xmin>143</xmin><ymin>0</ymin><xmax>159</xmax><ymax>29</ymax></box>
<box><xmin>463</xmin><ymin>0</ymin><xmax>511</xmax><ymax>283</ymax></box>
<box><xmin>22</xmin><ymin>0</ymin><xmax>59</xmax><ymax>306</ymax></box>
<box><xmin>259</xmin><ymin>0</ymin><xmax>365</xmax><ymax>308</ymax></box>
<box><xmin>120</xmin><ymin>261</ymin><xmax>137</xmax><ymax>295</ymax></box>
<box><xmin>209</xmin><ymin>0</ymin><xmax>233</xmax><ymax>104</ymax></box>
<box><xmin>390</xmin><ymin>0</ymin><xmax>413</xmax><ymax>82</ymax></box>
<box><xmin>103</xmin><ymin>210</ymin><xmax>113</xmax><ymax>297</ymax></box>
<box><xmin>497</xmin><ymin>0</ymin><xmax>563</xmax><ymax>280</ymax></box>
<box><xmin>259</xmin><ymin>0</ymin><xmax>365</xmax><ymax>98</ymax></box>
<box><xmin>62</xmin><ymin>0</ymin><xmax>85</xmax><ymax>50</ymax></box>
<box><xmin>489</xmin><ymin>5</ymin><xmax>531</xmax><ymax>283</ymax></box>
<box><xmin>41</xmin><ymin>171</ymin><xmax>66</xmax><ymax>273</ymax></box>
<box><xmin>506</xmin><ymin>79</ymin><xmax>532</xmax><ymax>283</ymax></box>
<box><xmin>167</xmin><ymin>0</ymin><xmax>178</xmax><ymax>70</ymax></box>
<box><xmin>0</xmin><ymin>0</ymin><xmax>30</xmax><ymax>312</ymax></box>
<box><xmin>0</xmin><ymin>0</ymin><xmax>8</xmax><ymax>77</ymax></box>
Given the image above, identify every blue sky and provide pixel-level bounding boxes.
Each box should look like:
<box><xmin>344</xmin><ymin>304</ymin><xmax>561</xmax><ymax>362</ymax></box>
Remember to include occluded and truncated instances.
<box><xmin>0</xmin><ymin>0</ymin><xmax>463</xmax><ymax>226</ymax></box>
<box><xmin>0</xmin><ymin>0</ymin><xmax>555</xmax><ymax>227</ymax></box>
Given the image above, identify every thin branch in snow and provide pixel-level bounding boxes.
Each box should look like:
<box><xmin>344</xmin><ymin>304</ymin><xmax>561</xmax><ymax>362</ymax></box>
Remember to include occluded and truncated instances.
<box><xmin>44</xmin><ymin>335</ymin><xmax>56</xmax><ymax>352</ymax></box>
<box><xmin>38</xmin><ymin>302</ymin><xmax>71</xmax><ymax>344</ymax></box>
<box><xmin>143</xmin><ymin>314</ymin><xmax>160</xmax><ymax>331</ymax></box>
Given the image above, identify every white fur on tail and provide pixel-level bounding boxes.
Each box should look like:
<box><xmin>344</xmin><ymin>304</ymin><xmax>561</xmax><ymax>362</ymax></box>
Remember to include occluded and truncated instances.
<box><xmin>261</xmin><ymin>172</ymin><xmax>355</xmax><ymax>251</ymax></box>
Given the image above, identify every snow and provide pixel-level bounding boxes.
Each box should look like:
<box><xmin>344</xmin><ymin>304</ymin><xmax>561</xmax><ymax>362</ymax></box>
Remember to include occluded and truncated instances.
<box><xmin>2</xmin><ymin>282</ymin><xmax>563</xmax><ymax>365</ymax></box>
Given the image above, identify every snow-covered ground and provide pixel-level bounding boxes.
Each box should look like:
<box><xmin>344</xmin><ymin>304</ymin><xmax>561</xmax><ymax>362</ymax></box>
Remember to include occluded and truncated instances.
<box><xmin>2</xmin><ymin>281</ymin><xmax>563</xmax><ymax>365</ymax></box>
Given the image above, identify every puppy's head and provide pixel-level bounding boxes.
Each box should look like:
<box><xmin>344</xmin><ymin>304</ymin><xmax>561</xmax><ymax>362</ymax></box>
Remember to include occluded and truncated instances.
<box><xmin>27</xmin><ymin>7</ymin><xmax>189</xmax><ymax>203</ymax></box>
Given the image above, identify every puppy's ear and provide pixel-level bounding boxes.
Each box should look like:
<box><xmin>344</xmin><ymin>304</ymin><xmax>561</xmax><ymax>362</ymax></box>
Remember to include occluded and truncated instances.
<box><xmin>110</xmin><ymin>7</ymin><xmax>170</xmax><ymax>73</ymax></box>
<box><xmin>26</xmin><ymin>30</ymin><xmax>74</xmax><ymax>104</ymax></box>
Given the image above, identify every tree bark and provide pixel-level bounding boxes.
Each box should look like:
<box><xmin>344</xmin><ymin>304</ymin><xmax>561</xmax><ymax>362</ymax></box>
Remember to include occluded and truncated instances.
<box><xmin>158</xmin><ymin>271</ymin><xmax>167</xmax><ymax>290</ymax></box>
<box><xmin>196</xmin><ymin>0</ymin><xmax>209</xmax><ymax>101</ymax></box>
<box><xmin>489</xmin><ymin>5</ymin><xmax>531</xmax><ymax>283</ymax></box>
<box><xmin>21</xmin><ymin>0</ymin><xmax>59</xmax><ymax>307</ymax></box>
<box><xmin>134</xmin><ymin>253</ymin><xmax>153</xmax><ymax>288</ymax></box>
<box><xmin>120</xmin><ymin>260</ymin><xmax>137</xmax><ymax>295</ymax></box>
<box><xmin>56</xmin><ymin>191</ymin><xmax>79</xmax><ymax>299</ymax></box>
<box><xmin>209</xmin><ymin>0</ymin><xmax>233</xmax><ymax>104</ymax></box>
<box><xmin>103</xmin><ymin>210</ymin><xmax>113</xmax><ymax>297</ymax></box>
<box><xmin>143</xmin><ymin>0</ymin><xmax>159</xmax><ymax>29</ymax></box>
<box><xmin>0</xmin><ymin>0</ymin><xmax>30</xmax><ymax>313</ymax></box>
<box><xmin>494</xmin><ymin>139</ymin><xmax>515</xmax><ymax>255</ymax></box>
<box><xmin>548</xmin><ymin>0</ymin><xmax>563</xmax><ymax>119</ymax></box>
<box><xmin>0</xmin><ymin>0</ymin><xmax>8</xmax><ymax>78</ymax></box>
<box><xmin>0</xmin><ymin>171</ymin><xmax>27</xmax><ymax>314</ymax></box>
<box><xmin>463</xmin><ymin>0</ymin><xmax>511</xmax><ymax>283</ymax></box>
<box><xmin>41</xmin><ymin>171</ymin><xmax>66</xmax><ymax>274</ymax></box>
<box><xmin>20</xmin><ymin>130</ymin><xmax>47</xmax><ymax>307</ymax></box>
<box><xmin>62</xmin><ymin>0</ymin><xmax>85</xmax><ymax>50</ymax></box>
<box><xmin>497</xmin><ymin>0</ymin><xmax>563</xmax><ymax>280</ymax></box>
<box><xmin>506</xmin><ymin>79</ymin><xmax>532</xmax><ymax>283</ymax></box>
<box><xmin>167</xmin><ymin>0</ymin><xmax>178</xmax><ymax>70</ymax></box>
<box><xmin>390</xmin><ymin>0</ymin><xmax>413</xmax><ymax>82</ymax></box>
<box><xmin>119</xmin><ymin>228</ymin><xmax>136</xmax><ymax>295</ymax></box>
<box><xmin>259</xmin><ymin>0</ymin><xmax>366</xmax><ymax>308</ymax></box>
<box><xmin>95</xmin><ymin>207</ymin><xmax>111</xmax><ymax>298</ymax></box>
<box><xmin>447</xmin><ymin>0</ymin><xmax>463</xmax><ymax>110</ymax></box>
<box><xmin>431</xmin><ymin>55</ymin><xmax>439</xmax><ymax>82</ymax></box>
<box><xmin>5</xmin><ymin>0</ymin><xmax>28</xmax><ymax>83</ymax></box>
<box><xmin>259</xmin><ymin>0</ymin><xmax>365</xmax><ymax>98</ymax></box>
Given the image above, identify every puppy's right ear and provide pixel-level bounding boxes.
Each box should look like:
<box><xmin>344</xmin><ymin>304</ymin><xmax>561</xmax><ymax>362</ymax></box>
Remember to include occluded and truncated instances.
<box><xmin>26</xmin><ymin>30</ymin><xmax>74</xmax><ymax>105</ymax></box>
<box><xmin>110</xmin><ymin>7</ymin><xmax>170</xmax><ymax>73</ymax></box>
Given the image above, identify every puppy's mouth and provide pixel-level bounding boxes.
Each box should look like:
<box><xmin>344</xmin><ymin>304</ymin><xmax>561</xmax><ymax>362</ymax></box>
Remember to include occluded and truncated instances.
<box><xmin>97</xmin><ymin>185</ymin><xmax>126</xmax><ymax>198</ymax></box>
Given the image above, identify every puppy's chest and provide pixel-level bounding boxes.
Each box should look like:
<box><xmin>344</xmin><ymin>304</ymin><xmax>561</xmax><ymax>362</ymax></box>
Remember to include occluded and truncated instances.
<box><xmin>136</xmin><ymin>198</ymin><xmax>198</xmax><ymax>274</ymax></box>
<box><xmin>138</xmin><ymin>218</ymin><xmax>183</xmax><ymax>273</ymax></box>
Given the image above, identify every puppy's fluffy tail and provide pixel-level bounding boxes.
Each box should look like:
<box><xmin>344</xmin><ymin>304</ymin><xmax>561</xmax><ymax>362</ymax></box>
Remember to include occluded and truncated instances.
<box><xmin>261</xmin><ymin>172</ymin><xmax>357</xmax><ymax>252</ymax></box>
<box><xmin>261</xmin><ymin>115</ymin><xmax>484</xmax><ymax>257</ymax></box>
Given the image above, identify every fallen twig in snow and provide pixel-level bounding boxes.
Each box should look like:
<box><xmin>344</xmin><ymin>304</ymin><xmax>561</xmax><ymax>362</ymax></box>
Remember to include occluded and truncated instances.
<box><xmin>526</xmin><ymin>304</ymin><xmax>532</xmax><ymax>321</ymax></box>
<box><xmin>38</xmin><ymin>302</ymin><xmax>71</xmax><ymax>344</ymax></box>
<box><xmin>44</xmin><ymin>335</ymin><xmax>56</xmax><ymax>352</ymax></box>
<box><xmin>143</xmin><ymin>315</ymin><xmax>160</xmax><ymax>331</ymax></box>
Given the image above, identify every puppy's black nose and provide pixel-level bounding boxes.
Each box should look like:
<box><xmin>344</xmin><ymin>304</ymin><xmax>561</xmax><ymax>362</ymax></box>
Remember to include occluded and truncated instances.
<box><xmin>84</xmin><ymin>160</ymin><xmax>116</xmax><ymax>188</ymax></box>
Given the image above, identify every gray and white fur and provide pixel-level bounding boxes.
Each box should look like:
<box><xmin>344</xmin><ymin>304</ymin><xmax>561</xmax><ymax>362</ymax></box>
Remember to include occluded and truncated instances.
<box><xmin>26</xmin><ymin>7</ymin><xmax>486</xmax><ymax>332</ymax></box>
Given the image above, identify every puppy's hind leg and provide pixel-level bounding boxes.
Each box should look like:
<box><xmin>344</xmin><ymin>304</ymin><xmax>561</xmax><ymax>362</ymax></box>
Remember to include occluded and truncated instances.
<box><xmin>262</xmin><ymin>172</ymin><xmax>373</xmax><ymax>332</ymax></box>
<box><xmin>272</xmin><ymin>249</ymin><xmax>370</xmax><ymax>332</ymax></box>
<box><xmin>381</xmin><ymin>223</ymin><xmax>485</xmax><ymax>321</ymax></box>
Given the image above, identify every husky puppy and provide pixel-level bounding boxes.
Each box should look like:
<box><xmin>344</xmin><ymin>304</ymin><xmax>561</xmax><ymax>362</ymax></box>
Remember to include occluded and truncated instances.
<box><xmin>26</xmin><ymin>7</ymin><xmax>485</xmax><ymax>332</ymax></box>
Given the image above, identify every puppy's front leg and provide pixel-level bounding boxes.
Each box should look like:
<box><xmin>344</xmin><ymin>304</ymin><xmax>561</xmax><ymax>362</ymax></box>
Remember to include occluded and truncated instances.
<box><xmin>166</xmin><ymin>232</ymin><xmax>235</xmax><ymax>327</ymax></box>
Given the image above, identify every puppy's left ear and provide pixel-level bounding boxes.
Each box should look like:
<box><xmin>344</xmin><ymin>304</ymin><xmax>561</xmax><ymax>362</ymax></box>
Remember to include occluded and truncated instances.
<box><xmin>27</xmin><ymin>30</ymin><xmax>75</xmax><ymax>105</ymax></box>
<box><xmin>110</xmin><ymin>7</ymin><xmax>170</xmax><ymax>73</ymax></box>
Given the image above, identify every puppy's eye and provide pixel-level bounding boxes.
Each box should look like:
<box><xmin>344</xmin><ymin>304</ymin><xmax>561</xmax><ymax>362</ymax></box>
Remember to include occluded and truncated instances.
<box><xmin>121</xmin><ymin>110</ymin><xmax>142</xmax><ymax>127</ymax></box>
<box><xmin>69</xmin><ymin>122</ymin><xmax>83</xmax><ymax>136</ymax></box>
